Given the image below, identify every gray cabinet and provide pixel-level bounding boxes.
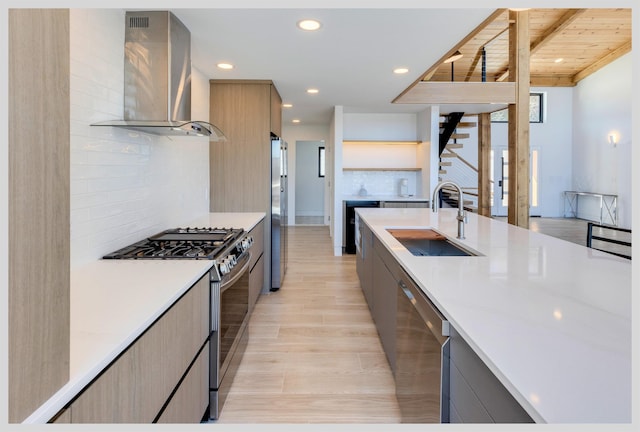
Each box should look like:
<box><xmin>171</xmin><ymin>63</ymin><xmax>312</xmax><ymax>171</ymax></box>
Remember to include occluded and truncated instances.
<box><xmin>356</xmin><ymin>218</ymin><xmax>399</xmax><ymax>372</ymax></box>
<box><xmin>371</xmin><ymin>236</ymin><xmax>400</xmax><ymax>372</ymax></box>
<box><xmin>248</xmin><ymin>219</ymin><xmax>265</xmax><ymax>312</ymax></box>
<box><xmin>355</xmin><ymin>216</ymin><xmax>373</xmax><ymax>311</ymax></box>
<box><xmin>449</xmin><ymin>326</ymin><xmax>533</xmax><ymax>423</ymax></box>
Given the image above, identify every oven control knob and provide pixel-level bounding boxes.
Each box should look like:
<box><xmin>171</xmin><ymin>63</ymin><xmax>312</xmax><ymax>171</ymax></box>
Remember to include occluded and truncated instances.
<box><xmin>219</xmin><ymin>262</ymin><xmax>229</xmax><ymax>275</ymax></box>
<box><xmin>241</xmin><ymin>236</ymin><xmax>253</xmax><ymax>250</ymax></box>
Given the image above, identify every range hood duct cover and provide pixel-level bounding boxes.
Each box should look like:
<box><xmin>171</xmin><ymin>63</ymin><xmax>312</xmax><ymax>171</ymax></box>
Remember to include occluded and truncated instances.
<box><xmin>92</xmin><ymin>11</ymin><xmax>226</xmax><ymax>141</ymax></box>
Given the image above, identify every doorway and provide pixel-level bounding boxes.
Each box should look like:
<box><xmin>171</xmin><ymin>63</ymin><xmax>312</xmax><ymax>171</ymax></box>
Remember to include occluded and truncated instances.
<box><xmin>295</xmin><ymin>140</ymin><xmax>325</xmax><ymax>225</ymax></box>
<box><xmin>491</xmin><ymin>147</ymin><xmax>540</xmax><ymax>217</ymax></box>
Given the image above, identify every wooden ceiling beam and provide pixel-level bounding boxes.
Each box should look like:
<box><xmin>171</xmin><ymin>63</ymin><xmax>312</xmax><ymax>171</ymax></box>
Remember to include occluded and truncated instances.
<box><xmin>496</xmin><ymin>8</ymin><xmax>587</xmax><ymax>82</ymax></box>
<box><xmin>530</xmin><ymin>74</ymin><xmax>576</xmax><ymax>87</ymax></box>
<box><xmin>573</xmin><ymin>40</ymin><xmax>631</xmax><ymax>83</ymax></box>
<box><xmin>530</xmin><ymin>9</ymin><xmax>587</xmax><ymax>55</ymax></box>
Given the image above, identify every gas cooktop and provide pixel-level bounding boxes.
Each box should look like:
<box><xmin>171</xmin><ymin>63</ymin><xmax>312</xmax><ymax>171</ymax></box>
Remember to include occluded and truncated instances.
<box><xmin>103</xmin><ymin>227</ymin><xmax>245</xmax><ymax>260</ymax></box>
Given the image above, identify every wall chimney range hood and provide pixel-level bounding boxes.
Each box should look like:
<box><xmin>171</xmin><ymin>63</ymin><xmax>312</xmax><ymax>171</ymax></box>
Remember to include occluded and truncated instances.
<box><xmin>92</xmin><ymin>11</ymin><xmax>226</xmax><ymax>141</ymax></box>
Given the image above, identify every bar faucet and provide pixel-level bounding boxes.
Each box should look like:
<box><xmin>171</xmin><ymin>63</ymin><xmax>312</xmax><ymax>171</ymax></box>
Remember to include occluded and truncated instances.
<box><xmin>432</xmin><ymin>181</ymin><xmax>467</xmax><ymax>240</ymax></box>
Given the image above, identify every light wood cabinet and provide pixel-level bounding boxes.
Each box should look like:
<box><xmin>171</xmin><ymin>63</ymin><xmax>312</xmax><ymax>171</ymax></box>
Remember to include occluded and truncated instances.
<box><xmin>248</xmin><ymin>219</ymin><xmax>265</xmax><ymax>312</ymax></box>
<box><xmin>210</xmin><ymin>80</ymin><xmax>281</xmax><ymax>298</ymax></box>
<box><xmin>157</xmin><ymin>341</ymin><xmax>209</xmax><ymax>423</ymax></box>
<box><xmin>270</xmin><ymin>84</ymin><xmax>282</xmax><ymax>137</ymax></box>
<box><xmin>68</xmin><ymin>275</ymin><xmax>210</xmax><ymax>423</ymax></box>
<box><xmin>209</xmin><ymin>80</ymin><xmax>282</xmax><ymax>213</ymax></box>
<box><xmin>8</xmin><ymin>9</ymin><xmax>71</xmax><ymax>423</ymax></box>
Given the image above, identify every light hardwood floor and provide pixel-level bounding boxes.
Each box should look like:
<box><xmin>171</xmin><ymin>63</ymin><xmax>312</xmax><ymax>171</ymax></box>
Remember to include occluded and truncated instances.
<box><xmin>216</xmin><ymin>226</ymin><xmax>401</xmax><ymax>423</ymax></box>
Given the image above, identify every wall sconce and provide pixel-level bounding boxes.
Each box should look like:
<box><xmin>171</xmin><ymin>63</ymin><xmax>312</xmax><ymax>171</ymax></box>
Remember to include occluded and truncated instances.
<box><xmin>609</xmin><ymin>134</ymin><xmax>618</xmax><ymax>147</ymax></box>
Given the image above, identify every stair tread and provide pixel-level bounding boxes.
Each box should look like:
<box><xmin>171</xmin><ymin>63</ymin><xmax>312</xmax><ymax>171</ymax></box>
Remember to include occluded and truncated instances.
<box><xmin>439</xmin><ymin>161</ymin><xmax>452</xmax><ymax>166</ymax></box>
<box><xmin>450</xmin><ymin>133</ymin><xmax>470</xmax><ymax>139</ymax></box>
<box><xmin>445</xmin><ymin>143</ymin><xmax>464</xmax><ymax>149</ymax></box>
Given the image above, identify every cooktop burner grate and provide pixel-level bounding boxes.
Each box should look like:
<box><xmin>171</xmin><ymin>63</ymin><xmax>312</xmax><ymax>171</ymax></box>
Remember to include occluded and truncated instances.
<box><xmin>103</xmin><ymin>227</ymin><xmax>244</xmax><ymax>260</ymax></box>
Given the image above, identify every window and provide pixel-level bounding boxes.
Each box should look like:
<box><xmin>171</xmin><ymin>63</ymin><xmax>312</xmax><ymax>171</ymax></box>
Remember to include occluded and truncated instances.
<box><xmin>318</xmin><ymin>147</ymin><xmax>325</xmax><ymax>177</ymax></box>
<box><xmin>491</xmin><ymin>93</ymin><xmax>544</xmax><ymax>123</ymax></box>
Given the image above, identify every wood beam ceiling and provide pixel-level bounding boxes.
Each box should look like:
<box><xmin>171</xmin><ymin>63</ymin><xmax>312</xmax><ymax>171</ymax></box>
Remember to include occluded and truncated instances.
<box><xmin>496</xmin><ymin>9</ymin><xmax>587</xmax><ymax>82</ymax></box>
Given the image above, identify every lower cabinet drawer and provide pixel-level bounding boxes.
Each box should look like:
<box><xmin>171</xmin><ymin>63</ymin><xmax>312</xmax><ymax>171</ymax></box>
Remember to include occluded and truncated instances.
<box><xmin>157</xmin><ymin>341</ymin><xmax>209</xmax><ymax>423</ymax></box>
<box><xmin>449</xmin><ymin>327</ymin><xmax>533</xmax><ymax>423</ymax></box>
<box><xmin>69</xmin><ymin>275</ymin><xmax>209</xmax><ymax>423</ymax></box>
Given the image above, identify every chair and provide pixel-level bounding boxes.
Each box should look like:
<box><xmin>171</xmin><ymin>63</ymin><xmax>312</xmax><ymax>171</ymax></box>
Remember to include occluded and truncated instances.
<box><xmin>586</xmin><ymin>222</ymin><xmax>631</xmax><ymax>260</ymax></box>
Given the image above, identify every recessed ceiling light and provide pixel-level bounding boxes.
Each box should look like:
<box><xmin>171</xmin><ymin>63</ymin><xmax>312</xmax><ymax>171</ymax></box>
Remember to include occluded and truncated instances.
<box><xmin>292</xmin><ymin>119</ymin><xmax>301</xmax><ymax>123</ymax></box>
<box><xmin>297</xmin><ymin>19</ymin><xmax>321</xmax><ymax>31</ymax></box>
<box><xmin>554</xmin><ymin>58</ymin><xmax>564</xmax><ymax>63</ymax></box>
<box><xmin>394</xmin><ymin>68</ymin><xmax>409</xmax><ymax>74</ymax></box>
<box><xmin>283</xmin><ymin>103</ymin><xmax>293</xmax><ymax>108</ymax></box>
<box><xmin>217</xmin><ymin>63</ymin><xmax>234</xmax><ymax>70</ymax></box>
<box><xmin>307</xmin><ymin>88</ymin><xmax>319</xmax><ymax>94</ymax></box>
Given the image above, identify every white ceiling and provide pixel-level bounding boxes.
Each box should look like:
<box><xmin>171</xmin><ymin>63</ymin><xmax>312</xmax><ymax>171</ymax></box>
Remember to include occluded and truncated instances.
<box><xmin>171</xmin><ymin>8</ymin><xmax>495</xmax><ymax>126</ymax></box>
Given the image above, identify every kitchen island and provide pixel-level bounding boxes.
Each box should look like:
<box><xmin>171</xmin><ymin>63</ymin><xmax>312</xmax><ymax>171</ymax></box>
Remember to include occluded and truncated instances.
<box><xmin>24</xmin><ymin>212</ymin><xmax>265</xmax><ymax>423</ymax></box>
<box><xmin>356</xmin><ymin>207</ymin><xmax>631</xmax><ymax>423</ymax></box>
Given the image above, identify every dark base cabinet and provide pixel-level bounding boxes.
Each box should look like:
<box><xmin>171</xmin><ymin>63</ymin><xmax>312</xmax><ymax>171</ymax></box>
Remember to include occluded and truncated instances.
<box><xmin>344</xmin><ymin>201</ymin><xmax>379</xmax><ymax>254</ymax></box>
<box><xmin>355</xmin><ymin>217</ymin><xmax>373</xmax><ymax>311</ymax></box>
<box><xmin>449</xmin><ymin>327</ymin><xmax>534</xmax><ymax>423</ymax></box>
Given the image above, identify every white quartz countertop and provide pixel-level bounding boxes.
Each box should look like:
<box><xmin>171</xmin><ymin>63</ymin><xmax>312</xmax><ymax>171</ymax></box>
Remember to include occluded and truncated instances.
<box><xmin>185</xmin><ymin>212</ymin><xmax>265</xmax><ymax>231</ymax></box>
<box><xmin>343</xmin><ymin>195</ymin><xmax>429</xmax><ymax>202</ymax></box>
<box><xmin>24</xmin><ymin>212</ymin><xmax>265</xmax><ymax>423</ymax></box>
<box><xmin>356</xmin><ymin>207</ymin><xmax>631</xmax><ymax>423</ymax></box>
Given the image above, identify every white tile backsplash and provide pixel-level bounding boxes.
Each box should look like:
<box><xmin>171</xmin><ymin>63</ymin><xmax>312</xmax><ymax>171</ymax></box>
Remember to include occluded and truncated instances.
<box><xmin>70</xmin><ymin>9</ymin><xmax>210</xmax><ymax>267</ymax></box>
<box><xmin>343</xmin><ymin>171</ymin><xmax>418</xmax><ymax>197</ymax></box>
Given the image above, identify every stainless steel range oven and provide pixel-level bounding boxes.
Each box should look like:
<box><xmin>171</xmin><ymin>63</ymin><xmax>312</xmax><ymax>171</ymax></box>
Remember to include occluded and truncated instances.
<box><xmin>103</xmin><ymin>227</ymin><xmax>254</xmax><ymax>420</ymax></box>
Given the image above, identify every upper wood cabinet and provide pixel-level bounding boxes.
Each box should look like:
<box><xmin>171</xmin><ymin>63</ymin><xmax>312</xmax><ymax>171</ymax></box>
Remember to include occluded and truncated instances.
<box><xmin>8</xmin><ymin>9</ymin><xmax>71</xmax><ymax>423</ymax></box>
<box><xmin>209</xmin><ymin>80</ymin><xmax>282</xmax><ymax>213</ymax></box>
<box><xmin>270</xmin><ymin>84</ymin><xmax>282</xmax><ymax>137</ymax></box>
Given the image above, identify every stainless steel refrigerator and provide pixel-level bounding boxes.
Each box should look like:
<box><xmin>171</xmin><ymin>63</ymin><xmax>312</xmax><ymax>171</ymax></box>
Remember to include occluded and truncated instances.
<box><xmin>271</xmin><ymin>133</ymin><xmax>287</xmax><ymax>290</ymax></box>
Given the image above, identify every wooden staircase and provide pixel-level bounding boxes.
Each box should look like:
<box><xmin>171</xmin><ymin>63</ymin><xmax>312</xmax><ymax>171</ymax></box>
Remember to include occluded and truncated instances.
<box><xmin>438</xmin><ymin>114</ymin><xmax>479</xmax><ymax>212</ymax></box>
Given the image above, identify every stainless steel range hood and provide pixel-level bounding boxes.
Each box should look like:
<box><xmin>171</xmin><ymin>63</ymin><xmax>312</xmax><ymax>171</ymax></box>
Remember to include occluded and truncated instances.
<box><xmin>92</xmin><ymin>11</ymin><xmax>226</xmax><ymax>141</ymax></box>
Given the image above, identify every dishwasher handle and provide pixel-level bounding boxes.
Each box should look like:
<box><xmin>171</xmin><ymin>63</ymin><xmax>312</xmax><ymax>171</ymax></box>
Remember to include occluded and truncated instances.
<box><xmin>399</xmin><ymin>280</ymin><xmax>449</xmax><ymax>343</ymax></box>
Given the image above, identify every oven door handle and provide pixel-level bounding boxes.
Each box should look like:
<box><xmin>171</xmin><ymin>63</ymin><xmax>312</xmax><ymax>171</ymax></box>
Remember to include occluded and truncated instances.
<box><xmin>220</xmin><ymin>252</ymin><xmax>251</xmax><ymax>293</ymax></box>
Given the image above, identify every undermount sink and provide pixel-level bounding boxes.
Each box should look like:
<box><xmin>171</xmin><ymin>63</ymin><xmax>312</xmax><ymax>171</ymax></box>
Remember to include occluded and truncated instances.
<box><xmin>387</xmin><ymin>228</ymin><xmax>479</xmax><ymax>257</ymax></box>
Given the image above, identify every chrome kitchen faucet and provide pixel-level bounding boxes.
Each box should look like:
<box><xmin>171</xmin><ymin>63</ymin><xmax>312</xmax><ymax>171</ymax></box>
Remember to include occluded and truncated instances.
<box><xmin>432</xmin><ymin>181</ymin><xmax>467</xmax><ymax>240</ymax></box>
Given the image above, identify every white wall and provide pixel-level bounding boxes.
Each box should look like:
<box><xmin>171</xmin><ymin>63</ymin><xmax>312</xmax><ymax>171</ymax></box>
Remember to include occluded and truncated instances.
<box><xmin>331</xmin><ymin>107</ymin><xmax>344</xmax><ymax>255</ymax></box>
<box><xmin>70</xmin><ymin>9</ymin><xmax>210</xmax><ymax>267</ymax></box>
<box><xmin>282</xmin><ymin>123</ymin><xmax>331</xmax><ymax>225</ymax></box>
<box><xmin>343</xmin><ymin>112</ymin><xmax>418</xmax><ymax>141</ymax></box>
<box><xmin>295</xmin><ymin>141</ymin><xmax>325</xmax><ymax>217</ymax></box>
<box><xmin>416</xmin><ymin>106</ymin><xmax>440</xmax><ymax>199</ymax></box>
<box><xmin>490</xmin><ymin>86</ymin><xmax>574</xmax><ymax>217</ymax></box>
<box><xmin>572</xmin><ymin>53</ymin><xmax>632</xmax><ymax>228</ymax></box>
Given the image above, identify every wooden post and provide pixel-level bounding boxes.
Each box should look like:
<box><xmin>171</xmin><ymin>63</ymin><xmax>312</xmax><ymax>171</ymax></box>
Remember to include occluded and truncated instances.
<box><xmin>477</xmin><ymin>113</ymin><xmax>491</xmax><ymax>217</ymax></box>
<box><xmin>507</xmin><ymin>9</ymin><xmax>530</xmax><ymax>228</ymax></box>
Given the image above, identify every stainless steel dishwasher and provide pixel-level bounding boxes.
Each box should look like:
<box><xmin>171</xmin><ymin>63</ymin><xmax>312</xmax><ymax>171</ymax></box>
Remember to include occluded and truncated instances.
<box><xmin>395</xmin><ymin>267</ymin><xmax>450</xmax><ymax>423</ymax></box>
